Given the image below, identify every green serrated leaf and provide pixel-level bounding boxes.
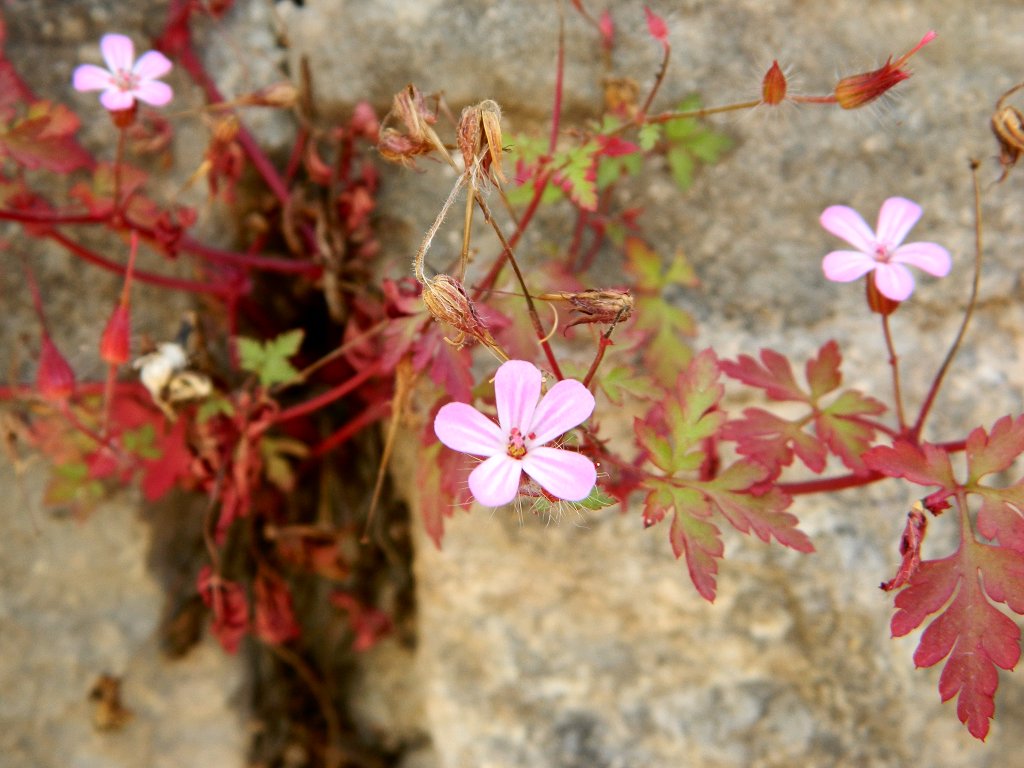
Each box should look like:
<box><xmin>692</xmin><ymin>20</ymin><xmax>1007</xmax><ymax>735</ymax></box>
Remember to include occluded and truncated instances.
<box><xmin>197</xmin><ymin>396</ymin><xmax>235</xmax><ymax>423</ymax></box>
<box><xmin>667</xmin><ymin>147</ymin><xmax>695</xmax><ymax>190</ymax></box>
<box><xmin>638</xmin><ymin>123</ymin><xmax>661</xmax><ymax>152</ymax></box>
<box><xmin>121</xmin><ymin>423</ymin><xmax>162</xmax><ymax>460</ymax></box>
<box><xmin>237</xmin><ymin>330</ymin><xmax>304</xmax><ymax>388</ymax></box>
<box><xmin>577</xmin><ymin>485</ymin><xmax>617</xmax><ymax>511</ymax></box>
<box><xmin>599</xmin><ymin>365</ymin><xmax>660</xmax><ymax>405</ymax></box>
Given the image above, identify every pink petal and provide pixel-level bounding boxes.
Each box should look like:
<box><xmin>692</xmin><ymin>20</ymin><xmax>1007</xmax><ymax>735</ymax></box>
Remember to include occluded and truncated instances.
<box><xmin>820</xmin><ymin>205</ymin><xmax>875</xmax><ymax>253</ymax></box>
<box><xmin>132</xmin><ymin>50</ymin><xmax>172</xmax><ymax>80</ymax></box>
<box><xmin>434</xmin><ymin>402</ymin><xmax>504</xmax><ymax>456</ymax></box>
<box><xmin>873</xmin><ymin>263</ymin><xmax>915</xmax><ymax>301</ymax></box>
<box><xmin>494</xmin><ymin>360</ymin><xmax>541</xmax><ymax>433</ymax></box>
<box><xmin>822</xmin><ymin>250</ymin><xmax>877</xmax><ymax>282</ymax></box>
<box><xmin>72</xmin><ymin>63</ymin><xmax>113</xmax><ymax>92</ymax></box>
<box><xmin>891</xmin><ymin>242</ymin><xmax>951</xmax><ymax>277</ymax></box>
<box><xmin>100</xmin><ymin>89</ymin><xmax>135</xmax><ymax>111</ymax></box>
<box><xmin>521</xmin><ymin>447</ymin><xmax>597</xmax><ymax>502</ymax></box>
<box><xmin>100</xmin><ymin>33</ymin><xmax>135</xmax><ymax>74</ymax></box>
<box><xmin>875</xmin><ymin>197</ymin><xmax>922</xmax><ymax>249</ymax></box>
<box><xmin>527</xmin><ymin>379</ymin><xmax>595</xmax><ymax>447</ymax></box>
<box><xmin>469</xmin><ymin>455</ymin><xmax>523</xmax><ymax>507</ymax></box>
<box><xmin>133</xmin><ymin>80</ymin><xmax>174</xmax><ymax>106</ymax></box>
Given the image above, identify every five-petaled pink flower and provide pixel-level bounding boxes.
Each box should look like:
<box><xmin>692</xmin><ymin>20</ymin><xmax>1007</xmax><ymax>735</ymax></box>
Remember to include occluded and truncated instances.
<box><xmin>434</xmin><ymin>360</ymin><xmax>597</xmax><ymax>507</ymax></box>
<box><xmin>73</xmin><ymin>33</ymin><xmax>173</xmax><ymax>111</ymax></box>
<box><xmin>820</xmin><ymin>197</ymin><xmax>951</xmax><ymax>302</ymax></box>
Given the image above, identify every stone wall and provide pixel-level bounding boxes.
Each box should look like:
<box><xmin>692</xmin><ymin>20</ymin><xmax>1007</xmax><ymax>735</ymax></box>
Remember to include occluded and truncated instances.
<box><xmin>3</xmin><ymin>1</ymin><xmax>1024</xmax><ymax>767</ymax></box>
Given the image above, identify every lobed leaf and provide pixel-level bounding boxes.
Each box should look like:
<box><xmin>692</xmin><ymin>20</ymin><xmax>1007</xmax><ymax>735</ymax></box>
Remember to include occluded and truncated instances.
<box><xmin>892</xmin><ymin>542</ymin><xmax>1024</xmax><ymax>740</ymax></box>
<box><xmin>965</xmin><ymin>414</ymin><xmax>1024</xmax><ymax>484</ymax></box>
<box><xmin>720</xmin><ymin>348</ymin><xmax>808</xmax><ymax>403</ymax></box>
<box><xmin>721</xmin><ymin>408</ymin><xmax>827</xmax><ymax>477</ymax></box>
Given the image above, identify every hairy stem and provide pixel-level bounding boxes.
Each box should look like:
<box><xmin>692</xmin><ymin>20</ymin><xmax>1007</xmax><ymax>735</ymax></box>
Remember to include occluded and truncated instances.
<box><xmin>881</xmin><ymin>312</ymin><xmax>907</xmax><ymax>433</ymax></box>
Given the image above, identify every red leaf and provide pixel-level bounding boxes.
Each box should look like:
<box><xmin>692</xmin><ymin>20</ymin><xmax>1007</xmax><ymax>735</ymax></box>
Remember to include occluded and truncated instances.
<box><xmin>0</xmin><ymin>101</ymin><xmax>92</xmax><ymax>172</ymax></box>
<box><xmin>331</xmin><ymin>592</ymin><xmax>392</xmax><ymax>652</ymax></box>
<box><xmin>140</xmin><ymin>418</ymin><xmax>195</xmax><ymax>501</ymax></box>
<box><xmin>814</xmin><ymin>389</ymin><xmax>886</xmax><ymax>474</ymax></box>
<box><xmin>197</xmin><ymin>566</ymin><xmax>249</xmax><ymax>654</ymax></box>
<box><xmin>721</xmin><ymin>407</ymin><xmax>827</xmax><ymax>477</ymax></box>
<box><xmin>965</xmin><ymin>414</ymin><xmax>1024</xmax><ymax>483</ymax></box>
<box><xmin>891</xmin><ymin>541</ymin><xmax>1024</xmax><ymax>740</ymax></box>
<box><xmin>419</xmin><ymin>421</ymin><xmax>473</xmax><ymax>548</ymax></box>
<box><xmin>644</xmin><ymin>6</ymin><xmax>669</xmax><ymax>45</ymax></box>
<box><xmin>864</xmin><ymin>440</ymin><xmax>957</xmax><ymax>492</ymax></box>
<box><xmin>976</xmin><ymin>485</ymin><xmax>1024</xmax><ymax>552</ymax></box>
<box><xmin>254</xmin><ymin>572</ymin><xmax>301</xmax><ymax>645</ymax></box>
<box><xmin>720</xmin><ymin>348</ymin><xmax>808</xmax><ymax>403</ymax></box>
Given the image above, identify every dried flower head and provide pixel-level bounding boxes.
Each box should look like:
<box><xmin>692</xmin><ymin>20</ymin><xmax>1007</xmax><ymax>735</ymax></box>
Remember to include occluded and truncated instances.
<box><xmin>421</xmin><ymin>274</ymin><xmax>503</xmax><ymax>355</ymax></box>
<box><xmin>991</xmin><ymin>83</ymin><xmax>1024</xmax><ymax>183</ymax></box>
<box><xmin>457</xmin><ymin>99</ymin><xmax>507</xmax><ymax>184</ymax></box>
<box><xmin>539</xmin><ymin>289</ymin><xmax>635</xmax><ymax>329</ymax></box>
<box><xmin>833</xmin><ymin>31</ymin><xmax>936</xmax><ymax>110</ymax></box>
<box><xmin>377</xmin><ymin>84</ymin><xmax>449</xmax><ymax>167</ymax></box>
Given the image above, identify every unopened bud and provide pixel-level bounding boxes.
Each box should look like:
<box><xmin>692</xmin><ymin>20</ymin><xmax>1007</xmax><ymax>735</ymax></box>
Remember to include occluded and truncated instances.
<box><xmin>240</xmin><ymin>81</ymin><xmax>299</xmax><ymax>109</ymax></box>
<box><xmin>109</xmin><ymin>104</ymin><xmax>137</xmax><ymax>128</ymax></box>
<box><xmin>212</xmin><ymin>115</ymin><xmax>240</xmax><ymax>144</ymax></box>
<box><xmin>833</xmin><ymin>31</ymin><xmax>936</xmax><ymax>110</ymax></box>
<box><xmin>761</xmin><ymin>60</ymin><xmax>787</xmax><ymax>106</ymax></box>
<box><xmin>37</xmin><ymin>334</ymin><xmax>76</xmax><ymax>403</ymax></box>
<box><xmin>865</xmin><ymin>276</ymin><xmax>899</xmax><ymax>316</ymax></box>
<box><xmin>100</xmin><ymin>304</ymin><xmax>131</xmax><ymax>364</ymax></box>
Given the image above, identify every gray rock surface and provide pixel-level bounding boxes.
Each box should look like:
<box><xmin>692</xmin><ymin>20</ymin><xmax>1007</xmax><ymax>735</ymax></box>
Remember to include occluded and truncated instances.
<box><xmin>3</xmin><ymin>1</ymin><xmax>1024</xmax><ymax>767</ymax></box>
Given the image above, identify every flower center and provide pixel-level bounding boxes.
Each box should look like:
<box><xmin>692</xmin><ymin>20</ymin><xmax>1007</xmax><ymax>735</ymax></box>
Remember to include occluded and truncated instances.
<box><xmin>112</xmin><ymin>68</ymin><xmax>139</xmax><ymax>93</ymax></box>
<box><xmin>506</xmin><ymin>427</ymin><xmax>533</xmax><ymax>459</ymax></box>
<box><xmin>873</xmin><ymin>244</ymin><xmax>891</xmax><ymax>263</ymax></box>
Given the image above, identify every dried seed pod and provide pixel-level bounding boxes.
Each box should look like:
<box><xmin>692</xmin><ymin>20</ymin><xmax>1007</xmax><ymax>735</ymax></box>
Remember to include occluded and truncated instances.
<box><xmin>422</xmin><ymin>274</ymin><xmax>504</xmax><ymax>355</ymax></box>
<box><xmin>457</xmin><ymin>99</ymin><xmax>507</xmax><ymax>184</ymax></box>
<box><xmin>991</xmin><ymin>91</ymin><xmax>1024</xmax><ymax>183</ymax></box>
<box><xmin>538</xmin><ymin>288</ymin><xmax>635</xmax><ymax>329</ymax></box>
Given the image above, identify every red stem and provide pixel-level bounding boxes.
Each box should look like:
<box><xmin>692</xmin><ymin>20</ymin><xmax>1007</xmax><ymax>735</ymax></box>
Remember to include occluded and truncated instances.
<box><xmin>308</xmin><ymin>400</ymin><xmax>391</xmax><ymax>459</ymax></box>
<box><xmin>273</xmin><ymin>362</ymin><xmax>382</xmax><ymax>424</ymax></box>
<box><xmin>45</xmin><ymin>229</ymin><xmax>245</xmax><ymax>297</ymax></box>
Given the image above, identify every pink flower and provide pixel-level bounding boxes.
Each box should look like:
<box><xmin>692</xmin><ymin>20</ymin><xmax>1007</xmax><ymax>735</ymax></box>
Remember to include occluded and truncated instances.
<box><xmin>72</xmin><ymin>34</ymin><xmax>173</xmax><ymax>111</ymax></box>
<box><xmin>434</xmin><ymin>360</ymin><xmax>597</xmax><ymax>507</ymax></box>
<box><xmin>820</xmin><ymin>197</ymin><xmax>951</xmax><ymax>301</ymax></box>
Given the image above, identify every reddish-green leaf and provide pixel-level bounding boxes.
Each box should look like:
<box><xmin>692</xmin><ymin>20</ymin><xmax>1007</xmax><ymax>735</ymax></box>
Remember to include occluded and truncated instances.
<box><xmin>720</xmin><ymin>348</ymin><xmax>808</xmax><ymax>403</ymax></box>
<box><xmin>697</xmin><ymin>460</ymin><xmax>813</xmax><ymax>552</ymax></box>
<box><xmin>643</xmin><ymin>480</ymin><xmax>723</xmax><ymax>601</ymax></box>
<box><xmin>0</xmin><ymin>100</ymin><xmax>92</xmax><ymax>172</ymax></box>
<box><xmin>976</xmin><ymin>484</ymin><xmax>1024</xmax><ymax>553</ymax></box>
<box><xmin>721</xmin><ymin>407</ymin><xmax>827</xmax><ymax>476</ymax></box>
<box><xmin>863</xmin><ymin>440</ymin><xmax>957</xmax><ymax>492</ymax></box>
<box><xmin>815</xmin><ymin>389</ymin><xmax>886</xmax><ymax>473</ymax></box>
<box><xmin>805</xmin><ymin>340</ymin><xmax>842</xmax><ymax>400</ymax></box>
<box><xmin>965</xmin><ymin>414</ymin><xmax>1024</xmax><ymax>484</ymax></box>
<box><xmin>891</xmin><ymin>540</ymin><xmax>1024</xmax><ymax>740</ymax></box>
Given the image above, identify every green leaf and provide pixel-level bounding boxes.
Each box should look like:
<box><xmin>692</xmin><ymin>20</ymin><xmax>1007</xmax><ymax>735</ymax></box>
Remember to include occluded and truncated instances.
<box><xmin>576</xmin><ymin>485</ymin><xmax>618</xmax><ymax>511</ymax></box>
<box><xmin>197</xmin><ymin>396</ymin><xmax>235</xmax><ymax>423</ymax></box>
<box><xmin>599</xmin><ymin>365</ymin><xmax>660</xmax><ymax>406</ymax></box>
<box><xmin>121</xmin><ymin>423</ymin><xmax>162</xmax><ymax>460</ymax></box>
<box><xmin>661</xmin><ymin>94</ymin><xmax>733</xmax><ymax>191</ymax></box>
<box><xmin>558</xmin><ymin>141</ymin><xmax>599</xmax><ymax>210</ymax></box>
<box><xmin>237</xmin><ymin>329</ymin><xmax>304</xmax><ymax>388</ymax></box>
<box><xmin>638</xmin><ymin>123</ymin><xmax>661</xmax><ymax>152</ymax></box>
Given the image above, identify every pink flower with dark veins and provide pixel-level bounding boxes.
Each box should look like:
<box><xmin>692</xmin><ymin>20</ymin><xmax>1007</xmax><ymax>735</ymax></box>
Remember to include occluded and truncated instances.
<box><xmin>73</xmin><ymin>34</ymin><xmax>173</xmax><ymax>111</ymax></box>
<box><xmin>820</xmin><ymin>196</ymin><xmax>951</xmax><ymax>302</ymax></box>
<box><xmin>434</xmin><ymin>360</ymin><xmax>597</xmax><ymax>507</ymax></box>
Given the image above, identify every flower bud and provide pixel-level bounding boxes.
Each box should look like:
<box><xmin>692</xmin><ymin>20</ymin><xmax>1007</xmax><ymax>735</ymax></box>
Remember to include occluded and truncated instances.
<box><xmin>100</xmin><ymin>303</ymin><xmax>131</xmax><ymax>364</ymax></box>
<box><xmin>761</xmin><ymin>60</ymin><xmax>787</xmax><ymax>106</ymax></box>
<box><xmin>37</xmin><ymin>334</ymin><xmax>76</xmax><ymax>403</ymax></box>
<box><xmin>866</xmin><ymin>276</ymin><xmax>899</xmax><ymax>316</ymax></box>
<box><xmin>240</xmin><ymin>81</ymin><xmax>299</xmax><ymax>109</ymax></box>
<box><xmin>109</xmin><ymin>104</ymin><xmax>137</xmax><ymax>128</ymax></box>
<box><xmin>833</xmin><ymin>31</ymin><xmax>935</xmax><ymax>110</ymax></box>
